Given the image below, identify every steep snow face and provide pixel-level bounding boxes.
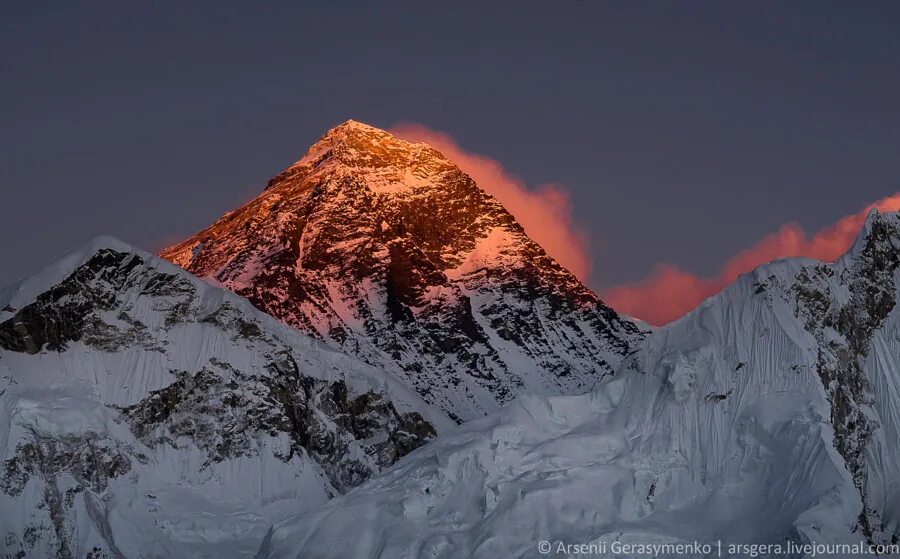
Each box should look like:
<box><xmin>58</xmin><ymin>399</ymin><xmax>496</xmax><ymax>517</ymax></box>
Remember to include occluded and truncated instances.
<box><xmin>258</xmin><ymin>211</ymin><xmax>900</xmax><ymax>558</ymax></box>
<box><xmin>161</xmin><ymin>120</ymin><xmax>646</xmax><ymax>421</ymax></box>
<box><xmin>0</xmin><ymin>237</ymin><xmax>446</xmax><ymax>559</ymax></box>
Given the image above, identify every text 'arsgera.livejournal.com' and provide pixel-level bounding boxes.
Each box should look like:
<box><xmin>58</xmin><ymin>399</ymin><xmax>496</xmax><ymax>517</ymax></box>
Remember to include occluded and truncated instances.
<box><xmin>536</xmin><ymin>539</ymin><xmax>900</xmax><ymax>557</ymax></box>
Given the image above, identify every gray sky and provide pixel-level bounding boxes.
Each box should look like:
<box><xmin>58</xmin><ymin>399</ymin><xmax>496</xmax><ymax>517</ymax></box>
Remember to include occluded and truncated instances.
<box><xmin>2</xmin><ymin>1</ymin><xmax>899</xmax><ymax>292</ymax></box>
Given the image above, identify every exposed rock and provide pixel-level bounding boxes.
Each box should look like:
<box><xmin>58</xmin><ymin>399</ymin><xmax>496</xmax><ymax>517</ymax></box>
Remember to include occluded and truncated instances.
<box><xmin>0</xmin><ymin>239</ymin><xmax>442</xmax><ymax>557</ymax></box>
<box><xmin>161</xmin><ymin>120</ymin><xmax>646</xmax><ymax>420</ymax></box>
<box><xmin>794</xmin><ymin>212</ymin><xmax>900</xmax><ymax>543</ymax></box>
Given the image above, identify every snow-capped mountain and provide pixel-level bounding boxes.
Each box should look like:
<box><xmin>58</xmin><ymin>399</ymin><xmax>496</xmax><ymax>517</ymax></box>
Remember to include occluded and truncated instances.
<box><xmin>257</xmin><ymin>210</ymin><xmax>900</xmax><ymax>558</ymax></box>
<box><xmin>161</xmin><ymin>120</ymin><xmax>646</xmax><ymax>421</ymax></box>
<box><xmin>6</xmin><ymin>119</ymin><xmax>897</xmax><ymax>559</ymax></box>
<box><xmin>0</xmin><ymin>237</ymin><xmax>447</xmax><ymax>558</ymax></box>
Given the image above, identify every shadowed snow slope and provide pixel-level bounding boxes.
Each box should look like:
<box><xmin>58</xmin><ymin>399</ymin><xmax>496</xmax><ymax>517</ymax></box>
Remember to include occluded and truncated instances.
<box><xmin>258</xmin><ymin>211</ymin><xmax>900</xmax><ymax>559</ymax></box>
<box><xmin>0</xmin><ymin>237</ymin><xmax>448</xmax><ymax>558</ymax></box>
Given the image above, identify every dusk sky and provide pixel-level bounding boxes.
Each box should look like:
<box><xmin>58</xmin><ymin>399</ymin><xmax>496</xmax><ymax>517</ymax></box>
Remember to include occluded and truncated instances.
<box><xmin>3</xmin><ymin>2</ymin><xmax>900</xmax><ymax>322</ymax></box>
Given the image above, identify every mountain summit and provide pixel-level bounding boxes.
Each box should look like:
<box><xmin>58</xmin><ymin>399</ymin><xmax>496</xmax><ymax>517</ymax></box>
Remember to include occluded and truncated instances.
<box><xmin>161</xmin><ymin>120</ymin><xmax>645</xmax><ymax>420</ymax></box>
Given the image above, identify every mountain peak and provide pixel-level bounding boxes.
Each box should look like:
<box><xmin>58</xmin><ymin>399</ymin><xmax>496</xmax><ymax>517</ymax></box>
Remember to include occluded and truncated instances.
<box><xmin>849</xmin><ymin>209</ymin><xmax>900</xmax><ymax>257</ymax></box>
<box><xmin>314</xmin><ymin>119</ymin><xmax>391</xmax><ymax>147</ymax></box>
<box><xmin>286</xmin><ymin>119</ymin><xmax>422</xmax><ymax>169</ymax></box>
<box><xmin>162</xmin><ymin>120</ymin><xmax>645</xmax><ymax>419</ymax></box>
<box><xmin>268</xmin><ymin>119</ymin><xmax>455</xmax><ymax>195</ymax></box>
<box><xmin>331</xmin><ymin>118</ymin><xmax>382</xmax><ymax>133</ymax></box>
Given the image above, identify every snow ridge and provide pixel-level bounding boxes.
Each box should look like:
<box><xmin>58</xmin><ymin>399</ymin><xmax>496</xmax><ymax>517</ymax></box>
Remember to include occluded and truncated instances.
<box><xmin>257</xmin><ymin>211</ymin><xmax>900</xmax><ymax>558</ymax></box>
<box><xmin>0</xmin><ymin>238</ymin><xmax>446</xmax><ymax>558</ymax></box>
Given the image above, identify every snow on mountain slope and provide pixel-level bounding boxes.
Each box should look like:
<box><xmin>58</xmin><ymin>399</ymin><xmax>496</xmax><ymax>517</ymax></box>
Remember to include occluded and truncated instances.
<box><xmin>0</xmin><ymin>237</ymin><xmax>447</xmax><ymax>559</ymax></box>
<box><xmin>161</xmin><ymin>120</ymin><xmax>646</xmax><ymax>421</ymax></box>
<box><xmin>257</xmin><ymin>211</ymin><xmax>900</xmax><ymax>558</ymax></box>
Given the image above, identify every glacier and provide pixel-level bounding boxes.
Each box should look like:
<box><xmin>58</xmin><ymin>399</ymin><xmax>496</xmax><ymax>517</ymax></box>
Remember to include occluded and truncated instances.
<box><xmin>257</xmin><ymin>211</ymin><xmax>900</xmax><ymax>558</ymax></box>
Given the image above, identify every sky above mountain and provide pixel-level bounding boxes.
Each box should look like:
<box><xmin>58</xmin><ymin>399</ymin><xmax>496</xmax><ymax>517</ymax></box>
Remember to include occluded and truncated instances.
<box><xmin>3</xmin><ymin>2</ymin><xmax>900</xmax><ymax>323</ymax></box>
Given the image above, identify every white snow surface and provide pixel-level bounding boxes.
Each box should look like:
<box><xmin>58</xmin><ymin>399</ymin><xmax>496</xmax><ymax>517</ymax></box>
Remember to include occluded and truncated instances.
<box><xmin>258</xmin><ymin>211</ymin><xmax>900</xmax><ymax>558</ymax></box>
<box><xmin>0</xmin><ymin>237</ymin><xmax>449</xmax><ymax>558</ymax></box>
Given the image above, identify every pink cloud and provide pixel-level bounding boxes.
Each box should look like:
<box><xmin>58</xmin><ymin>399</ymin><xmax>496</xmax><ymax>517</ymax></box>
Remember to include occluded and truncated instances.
<box><xmin>390</xmin><ymin>123</ymin><xmax>592</xmax><ymax>282</ymax></box>
<box><xmin>604</xmin><ymin>194</ymin><xmax>900</xmax><ymax>326</ymax></box>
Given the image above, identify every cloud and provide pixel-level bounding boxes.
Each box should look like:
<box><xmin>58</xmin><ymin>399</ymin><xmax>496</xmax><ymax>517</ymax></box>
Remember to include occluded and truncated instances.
<box><xmin>603</xmin><ymin>194</ymin><xmax>900</xmax><ymax>326</ymax></box>
<box><xmin>390</xmin><ymin>123</ymin><xmax>592</xmax><ymax>282</ymax></box>
<box><xmin>391</xmin><ymin>123</ymin><xmax>899</xmax><ymax>327</ymax></box>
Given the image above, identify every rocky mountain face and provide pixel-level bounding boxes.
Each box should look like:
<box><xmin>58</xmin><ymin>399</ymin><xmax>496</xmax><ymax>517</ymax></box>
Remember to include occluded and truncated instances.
<box><xmin>0</xmin><ymin>238</ymin><xmax>446</xmax><ymax>559</ymax></box>
<box><xmin>161</xmin><ymin>120</ymin><xmax>646</xmax><ymax>421</ymax></box>
<box><xmin>258</xmin><ymin>211</ymin><xmax>900</xmax><ymax>558</ymax></box>
<box><xmin>4</xmin><ymin>119</ymin><xmax>897</xmax><ymax>559</ymax></box>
